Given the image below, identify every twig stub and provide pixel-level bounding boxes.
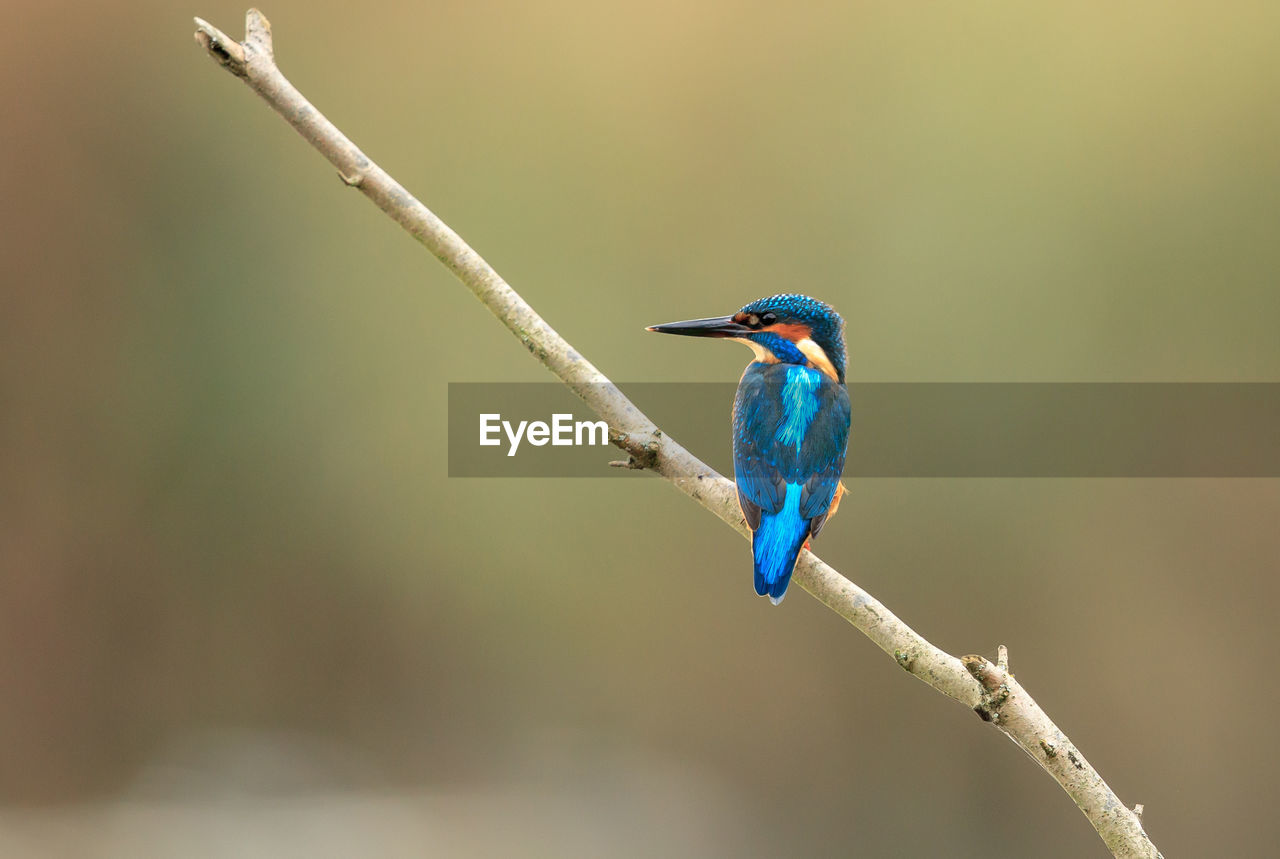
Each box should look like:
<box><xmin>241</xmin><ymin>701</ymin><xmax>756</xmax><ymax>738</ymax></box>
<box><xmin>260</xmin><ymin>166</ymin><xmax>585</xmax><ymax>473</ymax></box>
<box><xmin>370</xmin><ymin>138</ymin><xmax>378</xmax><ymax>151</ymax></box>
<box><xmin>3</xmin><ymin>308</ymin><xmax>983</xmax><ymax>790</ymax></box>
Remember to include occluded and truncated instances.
<box><xmin>193</xmin><ymin>17</ymin><xmax>247</xmax><ymax>77</ymax></box>
<box><xmin>962</xmin><ymin>654</ymin><xmax>1011</xmax><ymax>723</ymax></box>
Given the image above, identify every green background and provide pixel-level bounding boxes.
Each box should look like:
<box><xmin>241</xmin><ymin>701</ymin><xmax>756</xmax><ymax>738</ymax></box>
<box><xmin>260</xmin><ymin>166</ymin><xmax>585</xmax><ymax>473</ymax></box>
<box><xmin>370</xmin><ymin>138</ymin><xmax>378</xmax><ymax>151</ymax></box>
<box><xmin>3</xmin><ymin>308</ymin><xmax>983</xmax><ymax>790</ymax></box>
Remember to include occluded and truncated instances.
<box><xmin>3</xmin><ymin>1</ymin><xmax>1278</xmax><ymax>855</ymax></box>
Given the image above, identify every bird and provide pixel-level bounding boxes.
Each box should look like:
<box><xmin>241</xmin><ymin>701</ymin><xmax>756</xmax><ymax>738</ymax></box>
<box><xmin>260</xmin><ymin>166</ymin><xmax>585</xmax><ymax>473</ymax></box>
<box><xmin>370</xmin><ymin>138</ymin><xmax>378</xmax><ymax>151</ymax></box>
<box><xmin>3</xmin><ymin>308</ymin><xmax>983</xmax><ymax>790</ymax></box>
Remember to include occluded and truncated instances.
<box><xmin>647</xmin><ymin>294</ymin><xmax>851</xmax><ymax>604</ymax></box>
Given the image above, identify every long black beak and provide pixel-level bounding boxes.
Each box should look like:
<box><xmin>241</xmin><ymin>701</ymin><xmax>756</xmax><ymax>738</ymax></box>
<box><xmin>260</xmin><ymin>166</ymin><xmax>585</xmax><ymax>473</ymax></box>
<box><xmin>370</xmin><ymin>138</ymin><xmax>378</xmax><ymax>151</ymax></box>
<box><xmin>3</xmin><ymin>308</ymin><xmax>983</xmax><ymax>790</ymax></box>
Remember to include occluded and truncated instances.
<box><xmin>645</xmin><ymin>314</ymin><xmax>749</xmax><ymax>338</ymax></box>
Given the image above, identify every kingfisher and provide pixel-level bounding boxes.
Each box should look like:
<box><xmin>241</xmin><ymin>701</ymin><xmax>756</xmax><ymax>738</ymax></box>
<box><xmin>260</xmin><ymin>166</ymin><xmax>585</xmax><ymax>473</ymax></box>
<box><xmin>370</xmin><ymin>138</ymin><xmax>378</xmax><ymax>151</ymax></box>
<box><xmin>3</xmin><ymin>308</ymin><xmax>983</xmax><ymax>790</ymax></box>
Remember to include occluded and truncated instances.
<box><xmin>647</xmin><ymin>294</ymin><xmax>851</xmax><ymax>604</ymax></box>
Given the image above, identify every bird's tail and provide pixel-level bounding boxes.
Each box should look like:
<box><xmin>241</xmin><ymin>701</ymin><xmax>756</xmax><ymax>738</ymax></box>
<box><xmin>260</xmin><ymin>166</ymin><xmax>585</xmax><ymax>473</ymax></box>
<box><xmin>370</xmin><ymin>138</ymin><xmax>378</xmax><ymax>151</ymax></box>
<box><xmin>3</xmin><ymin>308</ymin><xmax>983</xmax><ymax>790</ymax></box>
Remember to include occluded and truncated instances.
<box><xmin>752</xmin><ymin>484</ymin><xmax>811</xmax><ymax>605</ymax></box>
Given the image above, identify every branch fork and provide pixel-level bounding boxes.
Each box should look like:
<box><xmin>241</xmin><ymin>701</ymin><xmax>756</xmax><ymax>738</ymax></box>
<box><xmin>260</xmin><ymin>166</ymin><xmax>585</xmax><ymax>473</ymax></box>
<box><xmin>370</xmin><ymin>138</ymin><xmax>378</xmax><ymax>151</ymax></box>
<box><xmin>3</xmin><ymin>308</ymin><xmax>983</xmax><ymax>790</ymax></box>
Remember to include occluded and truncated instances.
<box><xmin>962</xmin><ymin>646</ymin><xmax>1012</xmax><ymax>724</ymax></box>
<box><xmin>607</xmin><ymin>430</ymin><xmax>661</xmax><ymax>470</ymax></box>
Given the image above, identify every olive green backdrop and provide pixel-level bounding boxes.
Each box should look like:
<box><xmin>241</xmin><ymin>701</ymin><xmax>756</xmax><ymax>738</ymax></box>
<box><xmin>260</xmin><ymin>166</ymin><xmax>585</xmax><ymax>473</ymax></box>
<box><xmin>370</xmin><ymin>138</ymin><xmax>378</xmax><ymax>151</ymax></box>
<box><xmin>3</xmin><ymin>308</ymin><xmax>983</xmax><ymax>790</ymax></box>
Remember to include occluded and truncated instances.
<box><xmin>2</xmin><ymin>1</ymin><xmax>1278</xmax><ymax>856</ymax></box>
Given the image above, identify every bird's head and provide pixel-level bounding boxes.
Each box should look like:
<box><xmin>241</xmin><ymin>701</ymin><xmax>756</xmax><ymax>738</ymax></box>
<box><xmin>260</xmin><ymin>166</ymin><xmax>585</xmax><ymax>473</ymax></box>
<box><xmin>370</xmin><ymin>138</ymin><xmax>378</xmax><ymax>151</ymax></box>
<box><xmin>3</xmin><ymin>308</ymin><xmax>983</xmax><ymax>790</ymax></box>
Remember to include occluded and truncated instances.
<box><xmin>647</xmin><ymin>293</ymin><xmax>847</xmax><ymax>382</ymax></box>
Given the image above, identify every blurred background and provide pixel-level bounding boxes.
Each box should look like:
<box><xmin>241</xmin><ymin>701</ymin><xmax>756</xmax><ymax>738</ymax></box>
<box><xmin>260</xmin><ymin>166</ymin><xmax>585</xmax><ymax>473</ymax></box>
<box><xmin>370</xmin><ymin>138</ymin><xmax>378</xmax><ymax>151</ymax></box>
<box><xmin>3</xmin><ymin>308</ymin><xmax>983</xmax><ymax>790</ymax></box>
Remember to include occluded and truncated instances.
<box><xmin>2</xmin><ymin>1</ymin><xmax>1278</xmax><ymax>856</ymax></box>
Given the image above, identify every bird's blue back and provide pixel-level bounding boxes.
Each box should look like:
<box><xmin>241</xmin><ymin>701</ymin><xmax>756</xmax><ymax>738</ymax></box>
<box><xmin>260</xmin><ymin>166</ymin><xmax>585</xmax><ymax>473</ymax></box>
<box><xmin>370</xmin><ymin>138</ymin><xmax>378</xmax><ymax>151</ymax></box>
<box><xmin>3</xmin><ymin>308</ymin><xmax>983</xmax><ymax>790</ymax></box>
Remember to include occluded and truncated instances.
<box><xmin>733</xmin><ymin>362</ymin><xmax>851</xmax><ymax>603</ymax></box>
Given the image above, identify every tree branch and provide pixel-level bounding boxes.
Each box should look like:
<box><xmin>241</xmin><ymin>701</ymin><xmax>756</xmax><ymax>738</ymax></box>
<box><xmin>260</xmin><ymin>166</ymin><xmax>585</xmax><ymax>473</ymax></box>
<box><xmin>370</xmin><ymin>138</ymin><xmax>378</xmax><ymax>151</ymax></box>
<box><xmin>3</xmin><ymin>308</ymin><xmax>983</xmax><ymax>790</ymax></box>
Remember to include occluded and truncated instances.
<box><xmin>193</xmin><ymin>11</ymin><xmax>1163</xmax><ymax>858</ymax></box>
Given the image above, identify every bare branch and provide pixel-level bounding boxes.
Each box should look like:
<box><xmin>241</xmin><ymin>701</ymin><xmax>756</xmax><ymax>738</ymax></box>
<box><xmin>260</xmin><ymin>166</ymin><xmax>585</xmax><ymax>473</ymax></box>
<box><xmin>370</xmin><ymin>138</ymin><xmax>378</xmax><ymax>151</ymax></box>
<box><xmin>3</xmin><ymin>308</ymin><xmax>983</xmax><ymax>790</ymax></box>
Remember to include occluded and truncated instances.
<box><xmin>193</xmin><ymin>11</ymin><xmax>1163</xmax><ymax>858</ymax></box>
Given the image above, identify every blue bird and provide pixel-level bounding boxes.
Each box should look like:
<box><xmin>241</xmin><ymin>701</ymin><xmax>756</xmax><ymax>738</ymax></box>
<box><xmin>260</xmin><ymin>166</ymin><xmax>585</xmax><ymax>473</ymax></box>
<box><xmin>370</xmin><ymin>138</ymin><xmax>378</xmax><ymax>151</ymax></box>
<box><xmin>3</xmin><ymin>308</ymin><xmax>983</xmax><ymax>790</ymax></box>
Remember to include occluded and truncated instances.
<box><xmin>648</xmin><ymin>294</ymin><xmax>851</xmax><ymax>604</ymax></box>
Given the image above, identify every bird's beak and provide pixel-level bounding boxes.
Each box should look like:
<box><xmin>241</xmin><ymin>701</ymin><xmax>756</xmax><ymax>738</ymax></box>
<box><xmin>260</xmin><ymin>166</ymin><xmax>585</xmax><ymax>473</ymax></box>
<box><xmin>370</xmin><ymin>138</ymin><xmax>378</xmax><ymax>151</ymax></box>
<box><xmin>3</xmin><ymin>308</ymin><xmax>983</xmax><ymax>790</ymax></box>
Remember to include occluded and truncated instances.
<box><xmin>645</xmin><ymin>314</ymin><xmax>749</xmax><ymax>338</ymax></box>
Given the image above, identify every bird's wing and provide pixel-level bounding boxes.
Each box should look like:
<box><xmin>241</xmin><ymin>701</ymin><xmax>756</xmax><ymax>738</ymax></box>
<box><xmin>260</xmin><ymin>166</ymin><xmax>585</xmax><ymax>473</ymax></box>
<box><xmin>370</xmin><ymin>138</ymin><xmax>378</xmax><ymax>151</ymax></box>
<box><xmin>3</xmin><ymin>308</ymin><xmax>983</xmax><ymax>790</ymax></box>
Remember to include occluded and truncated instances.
<box><xmin>797</xmin><ymin>380</ymin><xmax>851</xmax><ymax>526</ymax></box>
<box><xmin>732</xmin><ymin>367</ymin><xmax>788</xmax><ymax>528</ymax></box>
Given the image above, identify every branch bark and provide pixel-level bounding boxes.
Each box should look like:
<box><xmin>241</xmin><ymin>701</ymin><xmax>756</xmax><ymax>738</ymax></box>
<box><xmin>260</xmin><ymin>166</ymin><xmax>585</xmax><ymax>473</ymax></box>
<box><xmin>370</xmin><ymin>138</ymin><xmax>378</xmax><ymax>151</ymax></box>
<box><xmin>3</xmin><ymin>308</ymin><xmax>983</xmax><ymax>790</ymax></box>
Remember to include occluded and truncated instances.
<box><xmin>193</xmin><ymin>11</ymin><xmax>1163</xmax><ymax>857</ymax></box>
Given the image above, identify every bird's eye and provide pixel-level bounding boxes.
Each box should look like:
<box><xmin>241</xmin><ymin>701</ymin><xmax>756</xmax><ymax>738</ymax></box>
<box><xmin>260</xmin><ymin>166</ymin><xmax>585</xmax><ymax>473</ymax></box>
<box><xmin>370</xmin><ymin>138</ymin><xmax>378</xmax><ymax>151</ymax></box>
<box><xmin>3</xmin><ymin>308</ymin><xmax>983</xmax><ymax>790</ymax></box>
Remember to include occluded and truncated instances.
<box><xmin>761</xmin><ymin>312</ymin><xmax>777</xmax><ymax>326</ymax></box>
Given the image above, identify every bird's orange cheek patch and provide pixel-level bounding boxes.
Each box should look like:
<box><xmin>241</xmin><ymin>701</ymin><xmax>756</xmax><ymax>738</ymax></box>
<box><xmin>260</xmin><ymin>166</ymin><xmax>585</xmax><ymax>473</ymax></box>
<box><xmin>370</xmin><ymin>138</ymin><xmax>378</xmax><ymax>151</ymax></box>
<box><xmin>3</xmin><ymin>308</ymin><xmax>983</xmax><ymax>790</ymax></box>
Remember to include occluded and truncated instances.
<box><xmin>763</xmin><ymin>323</ymin><xmax>813</xmax><ymax>342</ymax></box>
